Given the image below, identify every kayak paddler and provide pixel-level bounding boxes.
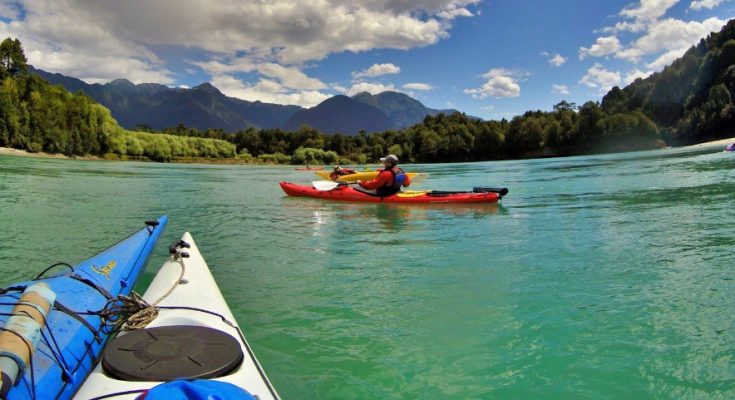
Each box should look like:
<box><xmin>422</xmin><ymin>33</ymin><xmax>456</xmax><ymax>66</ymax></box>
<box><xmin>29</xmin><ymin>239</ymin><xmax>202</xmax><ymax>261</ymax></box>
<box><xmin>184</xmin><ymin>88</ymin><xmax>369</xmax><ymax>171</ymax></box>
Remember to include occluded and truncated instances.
<box><xmin>329</xmin><ymin>165</ymin><xmax>356</xmax><ymax>180</ymax></box>
<box><xmin>355</xmin><ymin>154</ymin><xmax>411</xmax><ymax>196</ymax></box>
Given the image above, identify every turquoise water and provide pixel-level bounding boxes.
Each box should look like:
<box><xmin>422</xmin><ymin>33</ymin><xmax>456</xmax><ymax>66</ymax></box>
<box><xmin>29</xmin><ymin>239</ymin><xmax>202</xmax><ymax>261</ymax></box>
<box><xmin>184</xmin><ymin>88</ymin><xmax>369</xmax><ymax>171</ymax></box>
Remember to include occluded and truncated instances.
<box><xmin>1</xmin><ymin>145</ymin><xmax>733</xmax><ymax>399</ymax></box>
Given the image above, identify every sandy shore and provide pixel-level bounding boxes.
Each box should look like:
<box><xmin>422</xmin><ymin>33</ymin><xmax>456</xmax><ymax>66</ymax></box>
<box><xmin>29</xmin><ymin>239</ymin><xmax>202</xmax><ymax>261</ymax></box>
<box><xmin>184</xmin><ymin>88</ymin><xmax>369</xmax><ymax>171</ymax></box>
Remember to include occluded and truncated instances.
<box><xmin>681</xmin><ymin>137</ymin><xmax>735</xmax><ymax>149</ymax></box>
<box><xmin>0</xmin><ymin>147</ymin><xmax>101</xmax><ymax>160</ymax></box>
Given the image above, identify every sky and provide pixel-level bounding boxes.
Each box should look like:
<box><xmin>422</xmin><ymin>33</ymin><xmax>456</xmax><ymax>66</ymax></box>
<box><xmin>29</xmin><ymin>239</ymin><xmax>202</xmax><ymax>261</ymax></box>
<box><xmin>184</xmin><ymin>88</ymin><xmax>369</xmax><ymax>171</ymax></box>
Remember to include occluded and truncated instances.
<box><xmin>0</xmin><ymin>0</ymin><xmax>733</xmax><ymax>120</ymax></box>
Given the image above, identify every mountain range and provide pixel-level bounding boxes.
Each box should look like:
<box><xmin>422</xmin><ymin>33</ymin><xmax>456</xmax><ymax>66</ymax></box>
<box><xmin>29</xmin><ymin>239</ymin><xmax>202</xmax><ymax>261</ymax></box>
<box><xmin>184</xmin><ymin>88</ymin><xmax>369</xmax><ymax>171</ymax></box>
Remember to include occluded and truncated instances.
<box><xmin>30</xmin><ymin>66</ymin><xmax>458</xmax><ymax>135</ymax></box>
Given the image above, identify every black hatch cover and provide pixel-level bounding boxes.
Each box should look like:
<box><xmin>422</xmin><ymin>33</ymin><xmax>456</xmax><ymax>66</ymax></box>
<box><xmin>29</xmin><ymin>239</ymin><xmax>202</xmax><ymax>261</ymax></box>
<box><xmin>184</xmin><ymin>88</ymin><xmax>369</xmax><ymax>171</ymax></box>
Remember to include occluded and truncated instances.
<box><xmin>102</xmin><ymin>325</ymin><xmax>244</xmax><ymax>381</ymax></box>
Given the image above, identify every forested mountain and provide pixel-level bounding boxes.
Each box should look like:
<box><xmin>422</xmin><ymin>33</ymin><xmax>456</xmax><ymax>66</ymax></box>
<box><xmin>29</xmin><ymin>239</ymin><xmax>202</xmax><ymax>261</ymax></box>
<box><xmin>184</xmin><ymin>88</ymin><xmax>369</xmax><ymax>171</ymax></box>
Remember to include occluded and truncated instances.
<box><xmin>31</xmin><ymin>68</ymin><xmax>459</xmax><ymax>135</ymax></box>
<box><xmin>352</xmin><ymin>91</ymin><xmax>459</xmax><ymax>130</ymax></box>
<box><xmin>284</xmin><ymin>95</ymin><xmax>395</xmax><ymax>134</ymax></box>
<box><xmin>29</xmin><ymin>67</ymin><xmax>302</xmax><ymax>132</ymax></box>
<box><xmin>600</xmin><ymin>18</ymin><xmax>735</xmax><ymax>145</ymax></box>
<box><xmin>279</xmin><ymin>91</ymin><xmax>459</xmax><ymax>135</ymax></box>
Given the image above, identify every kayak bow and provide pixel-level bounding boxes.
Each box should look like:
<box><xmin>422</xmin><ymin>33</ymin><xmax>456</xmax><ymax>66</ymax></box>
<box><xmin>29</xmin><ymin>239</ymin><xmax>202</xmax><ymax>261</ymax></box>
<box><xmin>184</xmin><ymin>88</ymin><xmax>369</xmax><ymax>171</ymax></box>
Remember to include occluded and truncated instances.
<box><xmin>0</xmin><ymin>217</ymin><xmax>167</xmax><ymax>400</ymax></box>
<box><xmin>73</xmin><ymin>233</ymin><xmax>280</xmax><ymax>400</ymax></box>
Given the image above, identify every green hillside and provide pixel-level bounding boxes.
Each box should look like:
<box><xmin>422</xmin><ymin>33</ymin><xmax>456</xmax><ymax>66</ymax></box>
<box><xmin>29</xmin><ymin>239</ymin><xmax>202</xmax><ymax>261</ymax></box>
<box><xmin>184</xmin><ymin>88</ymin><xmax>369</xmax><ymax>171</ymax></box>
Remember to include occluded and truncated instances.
<box><xmin>602</xmin><ymin>19</ymin><xmax>735</xmax><ymax>145</ymax></box>
<box><xmin>0</xmin><ymin>38</ymin><xmax>235</xmax><ymax>161</ymax></box>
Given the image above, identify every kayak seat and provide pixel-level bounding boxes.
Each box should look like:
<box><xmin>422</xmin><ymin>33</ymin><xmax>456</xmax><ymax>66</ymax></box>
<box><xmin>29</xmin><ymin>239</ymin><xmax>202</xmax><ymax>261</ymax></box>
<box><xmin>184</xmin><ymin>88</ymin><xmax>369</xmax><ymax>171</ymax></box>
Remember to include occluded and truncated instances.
<box><xmin>101</xmin><ymin>325</ymin><xmax>244</xmax><ymax>381</ymax></box>
<box><xmin>352</xmin><ymin>186</ymin><xmax>383</xmax><ymax>197</ymax></box>
<box><xmin>353</xmin><ymin>186</ymin><xmax>401</xmax><ymax>198</ymax></box>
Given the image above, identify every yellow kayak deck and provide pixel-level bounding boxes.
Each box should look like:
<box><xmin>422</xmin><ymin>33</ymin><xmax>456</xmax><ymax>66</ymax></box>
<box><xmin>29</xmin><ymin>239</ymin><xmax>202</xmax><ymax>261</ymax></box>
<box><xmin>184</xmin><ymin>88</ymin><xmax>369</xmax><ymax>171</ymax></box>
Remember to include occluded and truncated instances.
<box><xmin>315</xmin><ymin>170</ymin><xmax>426</xmax><ymax>183</ymax></box>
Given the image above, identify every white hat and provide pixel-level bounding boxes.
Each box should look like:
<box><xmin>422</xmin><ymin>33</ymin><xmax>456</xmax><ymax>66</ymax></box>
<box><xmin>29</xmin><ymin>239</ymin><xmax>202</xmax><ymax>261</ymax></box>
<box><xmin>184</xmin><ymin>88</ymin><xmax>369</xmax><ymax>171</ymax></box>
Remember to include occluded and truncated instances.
<box><xmin>379</xmin><ymin>154</ymin><xmax>398</xmax><ymax>164</ymax></box>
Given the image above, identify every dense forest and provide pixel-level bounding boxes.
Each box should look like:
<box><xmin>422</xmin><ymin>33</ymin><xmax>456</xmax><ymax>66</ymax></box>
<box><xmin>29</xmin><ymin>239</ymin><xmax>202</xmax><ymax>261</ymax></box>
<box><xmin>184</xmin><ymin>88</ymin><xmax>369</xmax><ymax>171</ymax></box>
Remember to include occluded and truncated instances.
<box><xmin>1</xmin><ymin>18</ymin><xmax>733</xmax><ymax>164</ymax></box>
<box><xmin>0</xmin><ymin>38</ymin><xmax>235</xmax><ymax>161</ymax></box>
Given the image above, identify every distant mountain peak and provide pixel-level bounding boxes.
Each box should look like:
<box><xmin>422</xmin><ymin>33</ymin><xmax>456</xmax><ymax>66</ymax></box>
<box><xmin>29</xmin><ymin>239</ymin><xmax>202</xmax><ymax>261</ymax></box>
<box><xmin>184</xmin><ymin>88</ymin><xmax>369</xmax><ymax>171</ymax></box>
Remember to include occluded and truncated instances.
<box><xmin>285</xmin><ymin>94</ymin><xmax>395</xmax><ymax>134</ymax></box>
<box><xmin>108</xmin><ymin>78</ymin><xmax>135</xmax><ymax>88</ymax></box>
<box><xmin>193</xmin><ymin>82</ymin><xmax>221</xmax><ymax>94</ymax></box>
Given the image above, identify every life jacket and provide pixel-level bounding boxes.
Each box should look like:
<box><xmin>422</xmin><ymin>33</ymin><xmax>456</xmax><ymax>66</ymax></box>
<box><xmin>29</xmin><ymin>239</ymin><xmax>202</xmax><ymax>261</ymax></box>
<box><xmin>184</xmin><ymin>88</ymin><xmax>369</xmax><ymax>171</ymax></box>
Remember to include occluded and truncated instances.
<box><xmin>376</xmin><ymin>166</ymin><xmax>407</xmax><ymax>196</ymax></box>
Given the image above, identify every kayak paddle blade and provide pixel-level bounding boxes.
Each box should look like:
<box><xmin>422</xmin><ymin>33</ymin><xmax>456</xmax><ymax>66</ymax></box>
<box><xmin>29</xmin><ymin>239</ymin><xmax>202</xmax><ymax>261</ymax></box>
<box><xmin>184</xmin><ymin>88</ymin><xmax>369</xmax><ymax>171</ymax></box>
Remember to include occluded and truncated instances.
<box><xmin>312</xmin><ymin>180</ymin><xmax>340</xmax><ymax>191</ymax></box>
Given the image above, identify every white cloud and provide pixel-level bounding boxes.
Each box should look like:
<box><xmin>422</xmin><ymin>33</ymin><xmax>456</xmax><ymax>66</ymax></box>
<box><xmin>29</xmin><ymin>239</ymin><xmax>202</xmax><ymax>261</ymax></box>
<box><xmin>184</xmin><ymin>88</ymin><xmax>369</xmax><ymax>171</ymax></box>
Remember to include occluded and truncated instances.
<box><xmin>595</xmin><ymin>1</ymin><xmax>726</xmax><ymax>75</ymax></box>
<box><xmin>332</xmin><ymin>84</ymin><xmax>349</xmax><ymax>93</ymax></box>
<box><xmin>437</xmin><ymin>0</ymin><xmax>476</xmax><ymax>19</ymax></box>
<box><xmin>579</xmin><ymin>36</ymin><xmax>622</xmax><ymax>59</ymax></box>
<box><xmin>352</xmin><ymin>63</ymin><xmax>400</xmax><ymax>79</ymax></box>
<box><xmin>645</xmin><ymin>49</ymin><xmax>686</xmax><ymax>69</ymax></box>
<box><xmin>17</xmin><ymin>0</ymin><xmax>474</xmax><ymax>65</ymax></box>
<box><xmin>620</xmin><ymin>0</ymin><xmax>679</xmax><ymax>23</ymax></box>
<box><xmin>616</xmin><ymin>17</ymin><xmax>726</xmax><ymax>62</ymax></box>
<box><xmin>548</xmin><ymin>53</ymin><xmax>567</xmax><ymax>67</ymax></box>
<box><xmin>601</xmin><ymin>0</ymin><xmax>679</xmax><ymax>33</ymax></box>
<box><xmin>579</xmin><ymin>63</ymin><xmax>621</xmax><ymax>93</ymax></box>
<box><xmin>403</xmin><ymin>82</ymin><xmax>435</xmax><ymax>90</ymax></box>
<box><xmin>464</xmin><ymin>76</ymin><xmax>520</xmax><ymax>99</ymax></box>
<box><xmin>690</xmin><ymin>0</ymin><xmax>724</xmax><ymax>10</ymax></box>
<box><xmin>624</xmin><ymin>68</ymin><xmax>653</xmax><ymax>84</ymax></box>
<box><xmin>480</xmin><ymin>68</ymin><xmax>520</xmax><ymax>79</ymax></box>
<box><xmin>3</xmin><ymin>1</ymin><xmax>172</xmax><ymax>84</ymax></box>
<box><xmin>464</xmin><ymin>68</ymin><xmax>525</xmax><ymax>99</ymax></box>
<box><xmin>26</xmin><ymin>49</ymin><xmax>174</xmax><ymax>84</ymax></box>
<box><xmin>551</xmin><ymin>84</ymin><xmax>570</xmax><ymax>95</ymax></box>
<box><xmin>347</xmin><ymin>81</ymin><xmax>397</xmax><ymax>96</ymax></box>
<box><xmin>211</xmin><ymin>74</ymin><xmax>329</xmax><ymax>107</ymax></box>
<box><xmin>256</xmin><ymin>63</ymin><xmax>327</xmax><ymax>90</ymax></box>
<box><xmin>194</xmin><ymin>58</ymin><xmax>326</xmax><ymax>89</ymax></box>
<box><xmin>3</xmin><ymin>0</ymin><xmax>479</xmax><ymax>108</ymax></box>
<box><xmin>600</xmin><ymin>20</ymin><xmax>648</xmax><ymax>34</ymax></box>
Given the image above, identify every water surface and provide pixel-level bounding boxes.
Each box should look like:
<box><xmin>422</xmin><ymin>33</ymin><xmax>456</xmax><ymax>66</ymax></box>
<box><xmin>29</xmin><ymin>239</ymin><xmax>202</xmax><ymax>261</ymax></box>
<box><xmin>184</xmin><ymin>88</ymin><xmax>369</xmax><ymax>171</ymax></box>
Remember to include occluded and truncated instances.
<box><xmin>0</xmin><ymin>145</ymin><xmax>733</xmax><ymax>399</ymax></box>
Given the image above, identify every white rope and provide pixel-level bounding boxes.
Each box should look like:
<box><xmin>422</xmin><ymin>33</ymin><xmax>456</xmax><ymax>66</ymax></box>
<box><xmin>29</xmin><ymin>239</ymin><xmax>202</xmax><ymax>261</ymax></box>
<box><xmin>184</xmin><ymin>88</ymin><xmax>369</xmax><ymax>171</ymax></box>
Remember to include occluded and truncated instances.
<box><xmin>122</xmin><ymin>255</ymin><xmax>186</xmax><ymax>331</ymax></box>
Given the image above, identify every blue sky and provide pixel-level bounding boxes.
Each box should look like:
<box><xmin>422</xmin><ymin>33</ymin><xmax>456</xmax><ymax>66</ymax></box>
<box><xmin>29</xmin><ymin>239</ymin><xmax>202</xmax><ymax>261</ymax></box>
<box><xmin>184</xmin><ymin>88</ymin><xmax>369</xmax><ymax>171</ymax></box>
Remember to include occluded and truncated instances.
<box><xmin>1</xmin><ymin>0</ymin><xmax>733</xmax><ymax>120</ymax></box>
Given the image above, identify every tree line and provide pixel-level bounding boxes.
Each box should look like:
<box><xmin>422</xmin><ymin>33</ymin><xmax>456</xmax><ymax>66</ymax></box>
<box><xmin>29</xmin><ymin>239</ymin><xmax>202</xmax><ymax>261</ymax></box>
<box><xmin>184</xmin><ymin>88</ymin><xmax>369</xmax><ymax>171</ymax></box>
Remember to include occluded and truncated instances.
<box><xmin>153</xmin><ymin>101</ymin><xmax>662</xmax><ymax>164</ymax></box>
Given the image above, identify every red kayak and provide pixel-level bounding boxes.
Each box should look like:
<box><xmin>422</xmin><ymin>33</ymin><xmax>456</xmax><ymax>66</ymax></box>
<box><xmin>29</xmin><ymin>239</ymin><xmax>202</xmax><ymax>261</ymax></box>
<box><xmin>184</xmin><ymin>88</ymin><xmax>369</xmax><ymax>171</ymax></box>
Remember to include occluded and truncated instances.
<box><xmin>279</xmin><ymin>182</ymin><xmax>506</xmax><ymax>204</ymax></box>
<box><xmin>295</xmin><ymin>166</ymin><xmax>324</xmax><ymax>171</ymax></box>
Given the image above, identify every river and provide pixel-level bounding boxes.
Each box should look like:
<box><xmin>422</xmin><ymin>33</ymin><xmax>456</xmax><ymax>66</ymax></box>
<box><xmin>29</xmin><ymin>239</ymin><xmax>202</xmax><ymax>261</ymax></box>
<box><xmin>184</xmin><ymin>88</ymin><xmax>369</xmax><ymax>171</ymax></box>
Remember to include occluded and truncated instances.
<box><xmin>0</xmin><ymin>144</ymin><xmax>733</xmax><ymax>399</ymax></box>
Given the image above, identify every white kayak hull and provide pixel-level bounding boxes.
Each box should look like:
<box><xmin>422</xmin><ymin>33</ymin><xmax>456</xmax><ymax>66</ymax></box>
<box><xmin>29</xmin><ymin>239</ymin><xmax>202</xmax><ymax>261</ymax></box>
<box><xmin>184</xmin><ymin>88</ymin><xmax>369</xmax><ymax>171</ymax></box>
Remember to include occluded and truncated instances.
<box><xmin>73</xmin><ymin>232</ymin><xmax>279</xmax><ymax>400</ymax></box>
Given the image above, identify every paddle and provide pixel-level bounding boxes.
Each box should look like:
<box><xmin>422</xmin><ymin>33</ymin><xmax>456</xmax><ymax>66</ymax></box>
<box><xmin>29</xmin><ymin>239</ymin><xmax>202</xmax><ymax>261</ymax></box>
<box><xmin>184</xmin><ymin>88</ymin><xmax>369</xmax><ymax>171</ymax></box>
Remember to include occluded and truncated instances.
<box><xmin>312</xmin><ymin>180</ymin><xmax>351</xmax><ymax>191</ymax></box>
<box><xmin>427</xmin><ymin>187</ymin><xmax>509</xmax><ymax>197</ymax></box>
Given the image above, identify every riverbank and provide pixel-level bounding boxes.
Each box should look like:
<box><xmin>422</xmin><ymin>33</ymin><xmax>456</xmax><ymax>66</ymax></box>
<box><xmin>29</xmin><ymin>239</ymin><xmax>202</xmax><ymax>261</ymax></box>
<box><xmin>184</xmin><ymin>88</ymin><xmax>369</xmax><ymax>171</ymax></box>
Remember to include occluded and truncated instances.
<box><xmin>681</xmin><ymin>136</ymin><xmax>735</xmax><ymax>149</ymax></box>
<box><xmin>2</xmin><ymin>135</ymin><xmax>734</xmax><ymax>164</ymax></box>
<box><xmin>0</xmin><ymin>147</ymin><xmax>102</xmax><ymax>160</ymax></box>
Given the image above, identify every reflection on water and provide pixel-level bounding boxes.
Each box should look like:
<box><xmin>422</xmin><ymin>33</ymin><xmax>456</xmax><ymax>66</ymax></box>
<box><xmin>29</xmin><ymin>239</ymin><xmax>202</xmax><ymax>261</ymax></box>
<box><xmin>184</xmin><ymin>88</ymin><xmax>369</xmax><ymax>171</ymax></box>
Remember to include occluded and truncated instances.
<box><xmin>279</xmin><ymin>197</ymin><xmax>502</xmax><ymax>233</ymax></box>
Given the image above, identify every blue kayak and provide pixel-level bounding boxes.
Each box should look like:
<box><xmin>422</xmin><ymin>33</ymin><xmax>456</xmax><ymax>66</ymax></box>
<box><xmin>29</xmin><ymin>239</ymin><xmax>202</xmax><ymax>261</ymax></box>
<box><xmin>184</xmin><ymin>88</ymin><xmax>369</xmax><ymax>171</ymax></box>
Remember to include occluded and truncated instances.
<box><xmin>0</xmin><ymin>216</ymin><xmax>167</xmax><ymax>400</ymax></box>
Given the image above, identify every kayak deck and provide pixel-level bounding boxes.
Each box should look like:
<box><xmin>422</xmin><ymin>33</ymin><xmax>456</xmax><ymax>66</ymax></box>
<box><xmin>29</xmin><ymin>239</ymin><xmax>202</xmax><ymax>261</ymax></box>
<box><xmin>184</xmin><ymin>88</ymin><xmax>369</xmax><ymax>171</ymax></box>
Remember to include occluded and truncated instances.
<box><xmin>73</xmin><ymin>233</ymin><xmax>280</xmax><ymax>399</ymax></box>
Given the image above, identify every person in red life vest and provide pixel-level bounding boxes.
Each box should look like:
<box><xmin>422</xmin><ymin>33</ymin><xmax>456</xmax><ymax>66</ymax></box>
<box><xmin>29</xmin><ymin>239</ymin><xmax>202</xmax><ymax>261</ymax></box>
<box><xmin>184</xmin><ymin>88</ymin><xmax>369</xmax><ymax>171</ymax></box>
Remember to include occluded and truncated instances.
<box><xmin>329</xmin><ymin>165</ymin><xmax>356</xmax><ymax>180</ymax></box>
<box><xmin>356</xmin><ymin>154</ymin><xmax>411</xmax><ymax>196</ymax></box>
